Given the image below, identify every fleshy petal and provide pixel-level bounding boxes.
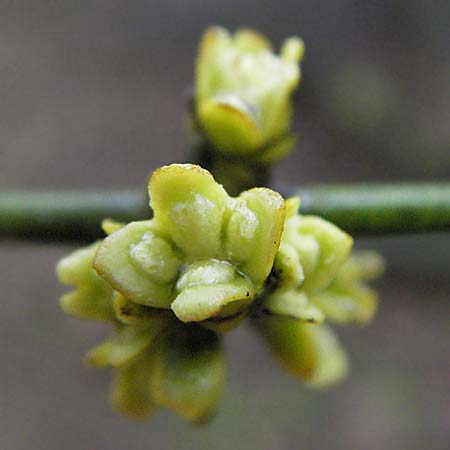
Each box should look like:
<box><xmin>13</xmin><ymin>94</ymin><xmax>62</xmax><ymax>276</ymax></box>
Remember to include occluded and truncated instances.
<box><xmin>113</xmin><ymin>293</ymin><xmax>168</xmax><ymax>325</ymax></box>
<box><xmin>310</xmin><ymin>285</ymin><xmax>378</xmax><ymax>325</ymax></box>
<box><xmin>286</xmin><ymin>215</ymin><xmax>353</xmax><ymax>292</ymax></box>
<box><xmin>233</xmin><ymin>28</ymin><xmax>272</xmax><ymax>52</ymax></box>
<box><xmin>273</xmin><ymin>242</ymin><xmax>304</xmax><ymax>289</ymax></box>
<box><xmin>85</xmin><ymin>320</ymin><xmax>166</xmax><ymax>368</ymax></box>
<box><xmin>94</xmin><ymin>221</ymin><xmax>177</xmax><ymax>307</ymax></box>
<box><xmin>110</xmin><ymin>351</ymin><xmax>159</xmax><ymax>419</ymax></box>
<box><xmin>101</xmin><ymin>218</ymin><xmax>125</xmax><ymax>235</ymax></box>
<box><xmin>196</xmin><ymin>26</ymin><xmax>232</xmax><ymax>102</ymax></box>
<box><xmin>57</xmin><ymin>242</ymin><xmax>115</xmax><ymax>322</ymax></box>
<box><xmin>257</xmin><ymin>319</ymin><xmax>348</xmax><ymax>387</ymax></box>
<box><xmin>149</xmin><ymin>164</ymin><xmax>228</xmax><ymax>258</ymax></box>
<box><xmin>262</xmin><ymin>290</ymin><xmax>324</xmax><ymax>324</ymax></box>
<box><xmin>151</xmin><ymin>326</ymin><xmax>225</xmax><ymax>424</ymax></box>
<box><xmin>172</xmin><ymin>279</ymin><xmax>253</xmax><ymax>323</ymax></box>
<box><xmin>198</xmin><ymin>95</ymin><xmax>262</xmax><ymax>155</ymax></box>
<box><xmin>225</xmin><ymin>187</ymin><xmax>285</xmax><ymax>284</ymax></box>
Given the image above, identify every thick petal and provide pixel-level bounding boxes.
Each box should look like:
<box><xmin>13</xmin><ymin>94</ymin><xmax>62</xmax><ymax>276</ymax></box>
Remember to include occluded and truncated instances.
<box><xmin>257</xmin><ymin>134</ymin><xmax>296</xmax><ymax>165</ymax></box>
<box><xmin>196</xmin><ymin>26</ymin><xmax>232</xmax><ymax>102</ymax></box>
<box><xmin>101</xmin><ymin>218</ymin><xmax>125</xmax><ymax>235</ymax></box>
<box><xmin>110</xmin><ymin>351</ymin><xmax>158</xmax><ymax>419</ymax></box>
<box><xmin>149</xmin><ymin>164</ymin><xmax>228</xmax><ymax>258</ymax></box>
<box><xmin>233</xmin><ymin>28</ymin><xmax>272</xmax><ymax>52</ymax></box>
<box><xmin>310</xmin><ymin>285</ymin><xmax>378</xmax><ymax>325</ymax></box>
<box><xmin>94</xmin><ymin>221</ymin><xmax>177</xmax><ymax>307</ymax></box>
<box><xmin>258</xmin><ymin>40</ymin><xmax>301</xmax><ymax>142</ymax></box>
<box><xmin>197</xmin><ymin>95</ymin><xmax>262</xmax><ymax>155</ymax></box>
<box><xmin>225</xmin><ymin>187</ymin><xmax>285</xmax><ymax>284</ymax></box>
<box><xmin>59</xmin><ymin>289</ymin><xmax>114</xmax><ymax>322</ymax></box>
<box><xmin>257</xmin><ymin>319</ymin><xmax>348</xmax><ymax>387</ymax></box>
<box><xmin>262</xmin><ymin>290</ymin><xmax>324</xmax><ymax>324</ymax></box>
<box><xmin>280</xmin><ymin>37</ymin><xmax>305</xmax><ymax>64</ymax></box>
<box><xmin>151</xmin><ymin>326</ymin><xmax>225</xmax><ymax>425</ymax></box>
<box><xmin>200</xmin><ymin>309</ymin><xmax>248</xmax><ymax>333</ymax></box>
<box><xmin>336</xmin><ymin>251</ymin><xmax>386</xmax><ymax>283</ymax></box>
<box><xmin>172</xmin><ymin>279</ymin><xmax>254</xmax><ymax>323</ymax></box>
<box><xmin>175</xmin><ymin>259</ymin><xmax>236</xmax><ymax>290</ymax></box>
<box><xmin>284</xmin><ymin>197</ymin><xmax>301</xmax><ymax>219</ymax></box>
<box><xmin>57</xmin><ymin>242</ymin><xmax>102</xmax><ymax>286</ymax></box>
<box><xmin>174</xmin><ymin>260</ymin><xmax>253</xmax><ymax>324</ymax></box>
<box><xmin>113</xmin><ymin>294</ymin><xmax>168</xmax><ymax>325</ymax></box>
<box><xmin>305</xmin><ymin>324</ymin><xmax>349</xmax><ymax>388</ymax></box>
<box><xmin>57</xmin><ymin>242</ymin><xmax>115</xmax><ymax>321</ymax></box>
<box><xmin>273</xmin><ymin>242</ymin><xmax>304</xmax><ymax>289</ymax></box>
<box><xmin>310</xmin><ymin>251</ymin><xmax>382</xmax><ymax>325</ymax></box>
<box><xmin>287</xmin><ymin>215</ymin><xmax>353</xmax><ymax>292</ymax></box>
<box><xmin>85</xmin><ymin>320</ymin><xmax>166</xmax><ymax>368</ymax></box>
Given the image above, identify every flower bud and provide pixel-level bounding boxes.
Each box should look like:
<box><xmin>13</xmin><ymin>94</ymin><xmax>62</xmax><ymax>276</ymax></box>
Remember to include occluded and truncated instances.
<box><xmin>150</xmin><ymin>325</ymin><xmax>225</xmax><ymax>425</ymax></box>
<box><xmin>256</xmin><ymin>318</ymin><xmax>348</xmax><ymax>388</ymax></box>
<box><xmin>56</xmin><ymin>242</ymin><xmax>115</xmax><ymax>322</ymax></box>
<box><xmin>273</xmin><ymin>198</ymin><xmax>353</xmax><ymax>292</ymax></box>
<box><xmin>94</xmin><ymin>164</ymin><xmax>286</xmax><ymax>327</ymax></box>
<box><xmin>309</xmin><ymin>251</ymin><xmax>385</xmax><ymax>325</ymax></box>
<box><xmin>56</xmin><ymin>165</ymin><xmax>383</xmax><ymax>423</ymax></box>
<box><xmin>255</xmin><ymin>198</ymin><xmax>382</xmax><ymax>386</ymax></box>
<box><xmin>195</xmin><ymin>26</ymin><xmax>304</xmax><ymax>161</ymax></box>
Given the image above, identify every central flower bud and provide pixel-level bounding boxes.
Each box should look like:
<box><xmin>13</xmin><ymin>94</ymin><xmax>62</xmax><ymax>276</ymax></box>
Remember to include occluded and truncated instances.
<box><xmin>93</xmin><ymin>164</ymin><xmax>286</xmax><ymax>329</ymax></box>
<box><xmin>173</xmin><ymin>259</ymin><xmax>254</xmax><ymax>323</ymax></box>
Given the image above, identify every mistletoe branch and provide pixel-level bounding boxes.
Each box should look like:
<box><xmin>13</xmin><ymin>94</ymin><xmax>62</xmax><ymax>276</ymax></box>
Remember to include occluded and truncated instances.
<box><xmin>1</xmin><ymin>182</ymin><xmax>448</xmax><ymax>243</ymax></box>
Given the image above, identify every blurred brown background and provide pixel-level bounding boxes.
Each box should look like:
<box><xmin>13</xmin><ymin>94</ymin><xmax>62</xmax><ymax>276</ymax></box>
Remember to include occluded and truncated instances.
<box><xmin>1</xmin><ymin>1</ymin><xmax>449</xmax><ymax>449</ymax></box>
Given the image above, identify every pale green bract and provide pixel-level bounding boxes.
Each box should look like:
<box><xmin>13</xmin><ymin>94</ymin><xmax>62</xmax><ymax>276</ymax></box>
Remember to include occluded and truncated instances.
<box><xmin>195</xmin><ymin>26</ymin><xmax>304</xmax><ymax>161</ymax></box>
<box><xmin>57</xmin><ymin>163</ymin><xmax>383</xmax><ymax>423</ymax></box>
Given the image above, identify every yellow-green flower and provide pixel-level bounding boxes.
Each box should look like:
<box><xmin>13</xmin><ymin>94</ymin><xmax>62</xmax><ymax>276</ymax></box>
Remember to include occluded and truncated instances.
<box><xmin>93</xmin><ymin>163</ymin><xmax>285</xmax><ymax>326</ymax></box>
<box><xmin>195</xmin><ymin>26</ymin><xmax>304</xmax><ymax>162</ymax></box>
<box><xmin>59</xmin><ymin>245</ymin><xmax>226</xmax><ymax>424</ymax></box>
<box><xmin>57</xmin><ymin>242</ymin><xmax>115</xmax><ymax>322</ymax></box>
<box><xmin>309</xmin><ymin>251</ymin><xmax>385</xmax><ymax>325</ymax></box>
<box><xmin>57</xmin><ymin>164</ymin><xmax>384</xmax><ymax>423</ymax></box>
<box><xmin>57</xmin><ymin>163</ymin><xmax>285</xmax><ymax>422</ymax></box>
<box><xmin>253</xmin><ymin>198</ymin><xmax>383</xmax><ymax>387</ymax></box>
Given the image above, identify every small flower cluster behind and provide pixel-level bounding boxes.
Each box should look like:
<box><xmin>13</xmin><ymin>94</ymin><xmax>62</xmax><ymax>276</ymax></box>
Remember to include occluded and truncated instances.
<box><xmin>194</xmin><ymin>26</ymin><xmax>304</xmax><ymax>162</ymax></box>
<box><xmin>57</xmin><ymin>164</ymin><xmax>383</xmax><ymax>424</ymax></box>
<box><xmin>189</xmin><ymin>27</ymin><xmax>305</xmax><ymax>195</ymax></box>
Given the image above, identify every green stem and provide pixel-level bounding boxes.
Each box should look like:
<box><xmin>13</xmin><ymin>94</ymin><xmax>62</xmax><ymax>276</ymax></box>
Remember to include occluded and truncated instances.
<box><xmin>0</xmin><ymin>190</ymin><xmax>149</xmax><ymax>242</ymax></box>
<box><xmin>1</xmin><ymin>183</ymin><xmax>449</xmax><ymax>242</ymax></box>
<box><xmin>279</xmin><ymin>182</ymin><xmax>450</xmax><ymax>235</ymax></box>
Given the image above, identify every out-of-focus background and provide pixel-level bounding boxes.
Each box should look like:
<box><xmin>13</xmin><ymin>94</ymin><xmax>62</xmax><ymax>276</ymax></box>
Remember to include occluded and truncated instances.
<box><xmin>1</xmin><ymin>1</ymin><xmax>449</xmax><ymax>449</ymax></box>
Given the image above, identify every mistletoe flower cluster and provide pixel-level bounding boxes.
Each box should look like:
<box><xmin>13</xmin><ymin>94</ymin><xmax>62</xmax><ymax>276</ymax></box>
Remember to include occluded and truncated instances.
<box><xmin>57</xmin><ymin>164</ymin><xmax>383</xmax><ymax>423</ymax></box>
<box><xmin>194</xmin><ymin>26</ymin><xmax>304</xmax><ymax>163</ymax></box>
<box><xmin>256</xmin><ymin>198</ymin><xmax>384</xmax><ymax>386</ymax></box>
